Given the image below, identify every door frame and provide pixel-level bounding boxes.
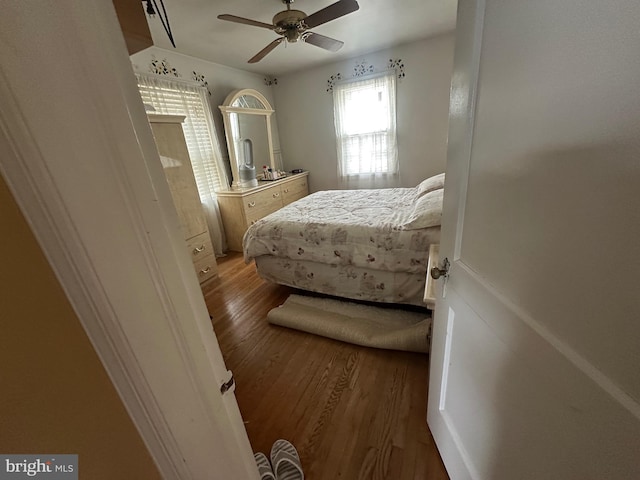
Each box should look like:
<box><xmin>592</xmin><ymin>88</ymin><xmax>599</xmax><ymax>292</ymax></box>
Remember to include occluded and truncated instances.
<box><xmin>0</xmin><ymin>1</ymin><xmax>257</xmax><ymax>479</ymax></box>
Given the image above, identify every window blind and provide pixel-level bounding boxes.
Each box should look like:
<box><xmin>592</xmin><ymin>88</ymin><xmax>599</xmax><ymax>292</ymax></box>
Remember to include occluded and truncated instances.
<box><xmin>136</xmin><ymin>77</ymin><xmax>226</xmax><ymax>194</ymax></box>
<box><xmin>136</xmin><ymin>74</ymin><xmax>229</xmax><ymax>254</ymax></box>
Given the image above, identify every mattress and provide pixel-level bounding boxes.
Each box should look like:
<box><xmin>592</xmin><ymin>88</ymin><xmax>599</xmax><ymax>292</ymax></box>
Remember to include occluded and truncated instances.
<box><xmin>254</xmin><ymin>256</ymin><xmax>431</xmax><ymax>305</ymax></box>
<box><xmin>243</xmin><ymin>187</ymin><xmax>442</xmax><ymax>306</ymax></box>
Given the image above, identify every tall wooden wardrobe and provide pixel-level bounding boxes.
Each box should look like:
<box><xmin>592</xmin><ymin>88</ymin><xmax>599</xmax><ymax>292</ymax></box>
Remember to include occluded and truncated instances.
<box><xmin>147</xmin><ymin>114</ymin><xmax>218</xmax><ymax>285</ymax></box>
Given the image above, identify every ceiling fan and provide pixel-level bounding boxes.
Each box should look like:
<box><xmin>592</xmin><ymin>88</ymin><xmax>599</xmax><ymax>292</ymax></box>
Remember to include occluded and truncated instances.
<box><xmin>218</xmin><ymin>0</ymin><xmax>360</xmax><ymax>63</ymax></box>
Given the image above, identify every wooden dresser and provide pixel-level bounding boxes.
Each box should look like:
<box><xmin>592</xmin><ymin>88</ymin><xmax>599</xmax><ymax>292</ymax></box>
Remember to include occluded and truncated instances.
<box><xmin>216</xmin><ymin>172</ymin><xmax>309</xmax><ymax>252</ymax></box>
<box><xmin>148</xmin><ymin>114</ymin><xmax>218</xmax><ymax>284</ymax></box>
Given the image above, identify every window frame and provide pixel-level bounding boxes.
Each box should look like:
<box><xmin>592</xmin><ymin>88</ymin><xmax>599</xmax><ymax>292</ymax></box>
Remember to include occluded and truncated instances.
<box><xmin>333</xmin><ymin>71</ymin><xmax>398</xmax><ymax>178</ymax></box>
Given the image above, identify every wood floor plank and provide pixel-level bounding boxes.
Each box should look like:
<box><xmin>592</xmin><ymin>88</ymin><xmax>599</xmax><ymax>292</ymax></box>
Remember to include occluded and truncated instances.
<box><xmin>204</xmin><ymin>253</ymin><xmax>449</xmax><ymax>480</ymax></box>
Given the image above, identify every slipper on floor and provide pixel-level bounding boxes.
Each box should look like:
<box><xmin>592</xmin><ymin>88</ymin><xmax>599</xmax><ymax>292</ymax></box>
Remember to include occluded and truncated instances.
<box><xmin>270</xmin><ymin>439</ymin><xmax>304</xmax><ymax>480</ymax></box>
<box><xmin>254</xmin><ymin>452</ymin><xmax>275</xmax><ymax>480</ymax></box>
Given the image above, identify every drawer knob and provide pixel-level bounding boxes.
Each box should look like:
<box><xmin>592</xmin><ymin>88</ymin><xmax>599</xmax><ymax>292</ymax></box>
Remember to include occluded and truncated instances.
<box><xmin>273</xmin><ymin>192</ymin><xmax>280</xmax><ymax>198</ymax></box>
<box><xmin>193</xmin><ymin>244</ymin><xmax>206</xmax><ymax>254</ymax></box>
<box><xmin>248</xmin><ymin>201</ymin><xmax>256</xmax><ymax>208</ymax></box>
<box><xmin>284</xmin><ymin>188</ymin><xmax>289</xmax><ymax>193</ymax></box>
<box><xmin>199</xmin><ymin>266</ymin><xmax>211</xmax><ymax>275</ymax></box>
<box><xmin>302</xmin><ymin>182</ymin><xmax>306</xmax><ymax>187</ymax></box>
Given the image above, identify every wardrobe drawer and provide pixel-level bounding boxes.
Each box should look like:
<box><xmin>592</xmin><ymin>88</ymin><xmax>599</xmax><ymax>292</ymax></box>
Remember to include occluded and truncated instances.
<box><xmin>186</xmin><ymin>231</ymin><xmax>213</xmax><ymax>261</ymax></box>
<box><xmin>193</xmin><ymin>252</ymin><xmax>217</xmax><ymax>283</ymax></box>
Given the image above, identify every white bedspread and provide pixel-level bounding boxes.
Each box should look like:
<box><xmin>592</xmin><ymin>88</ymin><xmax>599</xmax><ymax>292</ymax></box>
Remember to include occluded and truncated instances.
<box><xmin>244</xmin><ymin>188</ymin><xmax>440</xmax><ymax>274</ymax></box>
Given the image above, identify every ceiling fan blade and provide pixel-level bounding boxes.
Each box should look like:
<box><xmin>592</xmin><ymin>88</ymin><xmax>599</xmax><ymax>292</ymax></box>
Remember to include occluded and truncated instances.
<box><xmin>303</xmin><ymin>0</ymin><xmax>359</xmax><ymax>29</ymax></box>
<box><xmin>248</xmin><ymin>37</ymin><xmax>285</xmax><ymax>63</ymax></box>
<box><xmin>303</xmin><ymin>32</ymin><xmax>344</xmax><ymax>52</ymax></box>
<box><xmin>217</xmin><ymin>14</ymin><xmax>275</xmax><ymax>30</ymax></box>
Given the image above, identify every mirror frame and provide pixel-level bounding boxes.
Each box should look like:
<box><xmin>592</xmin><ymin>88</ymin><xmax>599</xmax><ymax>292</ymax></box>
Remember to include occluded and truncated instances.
<box><xmin>219</xmin><ymin>89</ymin><xmax>275</xmax><ymax>190</ymax></box>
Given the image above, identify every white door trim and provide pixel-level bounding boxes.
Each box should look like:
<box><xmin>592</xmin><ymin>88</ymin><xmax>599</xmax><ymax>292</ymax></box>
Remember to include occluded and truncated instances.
<box><xmin>0</xmin><ymin>2</ymin><xmax>258</xmax><ymax>479</ymax></box>
<box><xmin>0</xmin><ymin>75</ymin><xmax>186</xmax><ymax>478</ymax></box>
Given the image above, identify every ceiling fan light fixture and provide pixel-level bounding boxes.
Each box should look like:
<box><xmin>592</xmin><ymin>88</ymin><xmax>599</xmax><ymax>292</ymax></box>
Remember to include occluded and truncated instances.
<box><xmin>272</xmin><ymin>10</ymin><xmax>307</xmax><ymax>34</ymax></box>
<box><xmin>285</xmin><ymin>29</ymin><xmax>301</xmax><ymax>43</ymax></box>
<box><xmin>218</xmin><ymin>0</ymin><xmax>359</xmax><ymax>63</ymax></box>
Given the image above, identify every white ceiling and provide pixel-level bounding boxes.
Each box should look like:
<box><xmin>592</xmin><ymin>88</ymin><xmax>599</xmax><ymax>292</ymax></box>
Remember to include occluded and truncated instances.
<box><xmin>144</xmin><ymin>0</ymin><xmax>458</xmax><ymax>76</ymax></box>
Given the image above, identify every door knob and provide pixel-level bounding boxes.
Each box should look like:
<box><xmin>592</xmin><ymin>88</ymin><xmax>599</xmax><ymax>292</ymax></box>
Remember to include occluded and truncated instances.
<box><xmin>430</xmin><ymin>257</ymin><xmax>450</xmax><ymax>280</ymax></box>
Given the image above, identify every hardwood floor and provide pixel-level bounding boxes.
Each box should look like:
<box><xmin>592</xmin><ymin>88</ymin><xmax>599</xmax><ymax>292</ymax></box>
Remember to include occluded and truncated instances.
<box><xmin>204</xmin><ymin>253</ymin><xmax>449</xmax><ymax>480</ymax></box>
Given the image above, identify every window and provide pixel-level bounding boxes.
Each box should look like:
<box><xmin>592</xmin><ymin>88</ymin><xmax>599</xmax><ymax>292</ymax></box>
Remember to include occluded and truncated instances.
<box><xmin>136</xmin><ymin>74</ymin><xmax>229</xmax><ymax>254</ymax></box>
<box><xmin>136</xmin><ymin>74</ymin><xmax>229</xmax><ymax>194</ymax></box>
<box><xmin>333</xmin><ymin>72</ymin><xmax>398</xmax><ymax>178</ymax></box>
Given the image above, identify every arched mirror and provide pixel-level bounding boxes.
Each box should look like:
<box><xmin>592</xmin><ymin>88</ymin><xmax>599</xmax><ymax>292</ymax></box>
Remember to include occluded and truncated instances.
<box><xmin>219</xmin><ymin>89</ymin><xmax>275</xmax><ymax>189</ymax></box>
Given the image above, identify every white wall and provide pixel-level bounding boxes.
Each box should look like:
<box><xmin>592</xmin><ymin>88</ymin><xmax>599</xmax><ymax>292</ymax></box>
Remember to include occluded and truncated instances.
<box><xmin>274</xmin><ymin>34</ymin><xmax>455</xmax><ymax>192</ymax></box>
<box><xmin>130</xmin><ymin>46</ymin><xmax>282</xmax><ymax>183</ymax></box>
<box><xmin>131</xmin><ymin>35</ymin><xmax>454</xmax><ymax>193</ymax></box>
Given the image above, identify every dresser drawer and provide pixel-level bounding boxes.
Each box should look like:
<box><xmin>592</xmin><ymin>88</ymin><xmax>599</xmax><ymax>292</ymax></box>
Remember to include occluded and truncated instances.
<box><xmin>281</xmin><ymin>178</ymin><xmax>309</xmax><ymax>205</ymax></box>
<box><xmin>244</xmin><ymin>188</ymin><xmax>283</xmax><ymax>224</ymax></box>
<box><xmin>283</xmin><ymin>177</ymin><xmax>308</xmax><ymax>193</ymax></box>
<box><xmin>282</xmin><ymin>183</ymin><xmax>309</xmax><ymax>205</ymax></box>
<box><xmin>193</xmin><ymin>252</ymin><xmax>217</xmax><ymax>283</ymax></box>
<box><xmin>244</xmin><ymin>187</ymin><xmax>284</xmax><ymax>210</ymax></box>
<box><xmin>186</xmin><ymin>231</ymin><xmax>213</xmax><ymax>262</ymax></box>
<box><xmin>246</xmin><ymin>205</ymin><xmax>278</xmax><ymax>226</ymax></box>
<box><xmin>282</xmin><ymin>189</ymin><xmax>307</xmax><ymax>205</ymax></box>
<box><xmin>216</xmin><ymin>172</ymin><xmax>309</xmax><ymax>252</ymax></box>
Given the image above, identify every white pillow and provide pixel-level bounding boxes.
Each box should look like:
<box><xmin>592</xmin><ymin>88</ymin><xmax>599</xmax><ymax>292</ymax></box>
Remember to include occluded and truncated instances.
<box><xmin>415</xmin><ymin>173</ymin><xmax>445</xmax><ymax>197</ymax></box>
<box><xmin>401</xmin><ymin>189</ymin><xmax>444</xmax><ymax>230</ymax></box>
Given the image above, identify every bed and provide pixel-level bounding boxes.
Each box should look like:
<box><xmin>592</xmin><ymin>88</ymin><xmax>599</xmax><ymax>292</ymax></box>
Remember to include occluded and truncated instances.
<box><xmin>243</xmin><ymin>174</ymin><xmax>445</xmax><ymax>306</ymax></box>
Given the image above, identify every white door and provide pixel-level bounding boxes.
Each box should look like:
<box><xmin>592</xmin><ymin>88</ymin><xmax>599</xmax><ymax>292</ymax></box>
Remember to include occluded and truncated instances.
<box><xmin>0</xmin><ymin>2</ymin><xmax>258</xmax><ymax>479</ymax></box>
<box><xmin>428</xmin><ymin>0</ymin><xmax>640</xmax><ymax>479</ymax></box>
